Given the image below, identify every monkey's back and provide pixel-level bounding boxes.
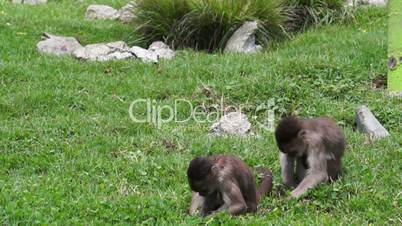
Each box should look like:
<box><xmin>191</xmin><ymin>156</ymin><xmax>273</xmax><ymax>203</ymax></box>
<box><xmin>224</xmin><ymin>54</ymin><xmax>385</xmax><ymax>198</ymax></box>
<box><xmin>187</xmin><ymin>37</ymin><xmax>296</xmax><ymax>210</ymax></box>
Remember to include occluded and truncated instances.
<box><xmin>306</xmin><ymin>117</ymin><xmax>346</xmax><ymax>158</ymax></box>
<box><xmin>213</xmin><ymin>155</ymin><xmax>258</xmax><ymax>205</ymax></box>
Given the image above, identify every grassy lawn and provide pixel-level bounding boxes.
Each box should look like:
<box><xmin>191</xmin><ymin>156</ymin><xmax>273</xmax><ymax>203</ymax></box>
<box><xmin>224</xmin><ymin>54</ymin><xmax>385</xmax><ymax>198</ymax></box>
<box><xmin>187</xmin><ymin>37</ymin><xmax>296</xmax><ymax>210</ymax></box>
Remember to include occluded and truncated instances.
<box><xmin>0</xmin><ymin>0</ymin><xmax>401</xmax><ymax>225</ymax></box>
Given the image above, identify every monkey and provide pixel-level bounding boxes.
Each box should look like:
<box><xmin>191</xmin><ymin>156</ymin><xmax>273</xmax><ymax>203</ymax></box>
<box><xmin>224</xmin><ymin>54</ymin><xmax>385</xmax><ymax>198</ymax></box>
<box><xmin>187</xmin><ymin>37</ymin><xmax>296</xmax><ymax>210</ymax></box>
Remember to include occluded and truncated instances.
<box><xmin>187</xmin><ymin>155</ymin><xmax>273</xmax><ymax>216</ymax></box>
<box><xmin>274</xmin><ymin>116</ymin><xmax>346</xmax><ymax>199</ymax></box>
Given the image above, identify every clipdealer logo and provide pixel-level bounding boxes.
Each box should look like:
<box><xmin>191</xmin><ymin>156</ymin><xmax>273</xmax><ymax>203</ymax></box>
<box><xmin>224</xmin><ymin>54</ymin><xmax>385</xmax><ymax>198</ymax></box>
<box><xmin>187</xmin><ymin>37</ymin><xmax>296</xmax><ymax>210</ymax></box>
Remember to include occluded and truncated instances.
<box><xmin>128</xmin><ymin>98</ymin><xmax>275</xmax><ymax>131</ymax></box>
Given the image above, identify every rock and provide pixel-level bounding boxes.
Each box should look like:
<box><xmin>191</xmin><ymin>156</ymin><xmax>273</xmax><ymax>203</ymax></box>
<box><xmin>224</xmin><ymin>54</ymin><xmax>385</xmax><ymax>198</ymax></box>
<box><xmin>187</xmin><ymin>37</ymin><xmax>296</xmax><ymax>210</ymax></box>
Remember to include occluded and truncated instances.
<box><xmin>73</xmin><ymin>41</ymin><xmax>133</xmax><ymax>61</ymax></box>
<box><xmin>129</xmin><ymin>41</ymin><xmax>175</xmax><ymax>63</ymax></box>
<box><xmin>347</xmin><ymin>0</ymin><xmax>387</xmax><ymax>6</ymax></box>
<box><xmin>148</xmin><ymin>41</ymin><xmax>175</xmax><ymax>60</ymax></box>
<box><xmin>224</xmin><ymin>21</ymin><xmax>262</xmax><ymax>54</ymax></box>
<box><xmin>209</xmin><ymin>112</ymin><xmax>251</xmax><ymax>136</ymax></box>
<box><xmin>387</xmin><ymin>91</ymin><xmax>402</xmax><ymax>98</ymax></box>
<box><xmin>129</xmin><ymin>46</ymin><xmax>158</xmax><ymax>63</ymax></box>
<box><xmin>72</xmin><ymin>40</ymin><xmax>174</xmax><ymax>63</ymax></box>
<box><xmin>12</xmin><ymin>0</ymin><xmax>47</xmax><ymax>4</ymax></box>
<box><xmin>149</xmin><ymin>41</ymin><xmax>168</xmax><ymax>49</ymax></box>
<box><xmin>119</xmin><ymin>2</ymin><xmax>135</xmax><ymax>23</ymax></box>
<box><xmin>85</xmin><ymin>5</ymin><xmax>120</xmax><ymax>20</ymax></box>
<box><xmin>355</xmin><ymin>106</ymin><xmax>390</xmax><ymax>141</ymax></box>
<box><xmin>365</xmin><ymin>0</ymin><xmax>387</xmax><ymax>6</ymax></box>
<box><xmin>85</xmin><ymin>3</ymin><xmax>136</xmax><ymax>23</ymax></box>
<box><xmin>37</xmin><ymin>33</ymin><xmax>82</xmax><ymax>56</ymax></box>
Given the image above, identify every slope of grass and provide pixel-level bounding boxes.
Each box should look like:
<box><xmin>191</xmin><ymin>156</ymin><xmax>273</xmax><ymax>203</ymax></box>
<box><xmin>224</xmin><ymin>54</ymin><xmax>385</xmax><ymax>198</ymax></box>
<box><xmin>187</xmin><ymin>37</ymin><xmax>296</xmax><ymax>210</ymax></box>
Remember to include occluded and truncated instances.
<box><xmin>0</xmin><ymin>0</ymin><xmax>401</xmax><ymax>225</ymax></box>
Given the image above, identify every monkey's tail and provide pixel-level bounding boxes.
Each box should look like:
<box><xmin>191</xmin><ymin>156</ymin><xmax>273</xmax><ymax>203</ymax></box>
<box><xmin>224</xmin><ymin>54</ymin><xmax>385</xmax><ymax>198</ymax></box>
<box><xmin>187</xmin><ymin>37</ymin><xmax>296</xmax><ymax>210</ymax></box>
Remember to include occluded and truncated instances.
<box><xmin>255</xmin><ymin>167</ymin><xmax>273</xmax><ymax>202</ymax></box>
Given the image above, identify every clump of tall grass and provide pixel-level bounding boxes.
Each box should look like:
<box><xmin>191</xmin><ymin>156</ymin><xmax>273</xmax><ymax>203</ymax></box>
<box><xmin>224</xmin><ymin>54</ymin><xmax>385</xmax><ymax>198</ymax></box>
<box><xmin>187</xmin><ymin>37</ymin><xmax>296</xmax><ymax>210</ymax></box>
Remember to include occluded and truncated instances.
<box><xmin>134</xmin><ymin>0</ymin><xmax>287</xmax><ymax>51</ymax></box>
<box><xmin>285</xmin><ymin>0</ymin><xmax>353</xmax><ymax>31</ymax></box>
<box><xmin>133</xmin><ymin>0</ymin><xmax>192</xmax><ymax>48</ymax></box>
<box><xmin>133</xmin><ymin>0</ymin><xmax>352</xmax><ymax>51</ymax></box>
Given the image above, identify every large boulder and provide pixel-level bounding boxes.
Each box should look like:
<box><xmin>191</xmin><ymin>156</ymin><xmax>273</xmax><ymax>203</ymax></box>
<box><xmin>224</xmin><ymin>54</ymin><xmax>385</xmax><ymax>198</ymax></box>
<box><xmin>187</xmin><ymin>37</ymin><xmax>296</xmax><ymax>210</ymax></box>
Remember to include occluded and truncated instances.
<box><xmin>85</xmin><ymin>5</ymin><xmax>120</xmax><ymax>20</ymax></box>
<box><xmin>224</xmin><ymin>21</ymin><xmax>262</xmax><ymax>54</ymax></box>
<box><xmin>73</xmin><ymin>41</ymin><xmax>133</xmax><ymax>61</ymax></box>
<box><xmin>355</xmin><ymin>105</ymin><xmax>390</xmax><ymax>141</ymax></box>
<box><xmin>12</xmin><ymin>0</ymin><xmax>47</xmax><ymax>4</ymax></box>
<box><xmin>37</xmin><ymin>33</ymin><xmax>82</xmax><ymax>56</ymax></box>
<box><xmin>209</xmin><ymin>112</ymin><xmax>251</xmax><ymax>136</ymax></box>
<box><xmin>119</xmin><ymin>2</ymin><xmax>136</xmax><ymax>23</ymax></box>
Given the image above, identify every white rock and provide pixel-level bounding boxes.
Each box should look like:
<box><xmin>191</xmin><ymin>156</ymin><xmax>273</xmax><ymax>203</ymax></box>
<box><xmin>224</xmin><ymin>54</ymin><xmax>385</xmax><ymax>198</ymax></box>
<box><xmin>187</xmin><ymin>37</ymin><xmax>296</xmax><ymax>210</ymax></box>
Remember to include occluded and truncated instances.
<box><xmin>12</xmin><ymin>0</ymin><xmax>47</xmax><ymax>4</ymax></box>
<box><xmin>347</xmin><ymin>0</ymin><xmax>387</xmax><ymax>6</ymax></box>
<box><xmin>209</xmin><ymin>112</ymin><xmax>251</xmax><ymax>136</ymax></box>
<box><xmin>129</xmin><ymin>41</ymin><xmax>175</xmax><ymax>63</ymax></box>
<box><xmin>355</xmin><ymin>105</ymin><xmax>390</xmax><ymax>141</ymax></box>
<box><xmin>73</xmin><ymin>41</ymin><xmax>133</xmax><ymax>61</ymax></box>
<box><xmin>85</xmin><ymin>5</ymin><xmax>120</xmax><ymax>20</ymax></box>
<box><xmin>148</xmin><ymin>41</ymin><xmax>169</xmax><ymax>50</ymax></box>
<box><xmin>224</xmin><ymin>21</ymin><xmax>262</xmax><ymax>54</ymax></box>
<box><xmin>97</xmin><ymin>51</ymin><xmax>133</xmax><ymax>61</ymax></box>
<box><xmin>387</xmin><ymin>91</ymin><xmax>402</xmax><ymax>98</ymax></box>
<box><xmin>71</xmin><ymin>40</ymin><xmax>174</xmax><ymax>63</ymax></box>
<box><xmin>129</xmin><ymin>46</ymin><xmax>158</xmax><ymax>63</ymax></box>
<box><xmin>148</xmin><ymin>41</ymin><xmax>175</xmax><ymax>60</ymax></box>
<box><xmin>119</xmin><ymin>2</ymin><xmax>136</xmax><ymax>23</ymax></box>
<box><xmin>37</xmin><ymin>33</ymin><xmax>82</xmax><ymax>56</ymax></box>
<box><xmin>367</xmin><ymin>0</ymin><xmax>387</xmax><ymax>6</ymax></box>
<box><xmin>105</xmin><ymin>41</ymin><xmax>128</xmax><ymax>49</ymax></box>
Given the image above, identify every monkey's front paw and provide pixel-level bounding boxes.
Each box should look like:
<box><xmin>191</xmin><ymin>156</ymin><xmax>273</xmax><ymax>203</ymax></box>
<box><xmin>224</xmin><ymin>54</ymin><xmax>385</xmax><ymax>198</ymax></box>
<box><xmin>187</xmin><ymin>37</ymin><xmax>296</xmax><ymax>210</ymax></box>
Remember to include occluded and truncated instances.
<box><xmin>189</xmin><ymin>209</ymin><xmax>200</xmax><ymax>216</ymax></box>
<box><xmin>290</xmin><ymin>189</ymin><xmax>304</xmax><ymax>199</ymax></box>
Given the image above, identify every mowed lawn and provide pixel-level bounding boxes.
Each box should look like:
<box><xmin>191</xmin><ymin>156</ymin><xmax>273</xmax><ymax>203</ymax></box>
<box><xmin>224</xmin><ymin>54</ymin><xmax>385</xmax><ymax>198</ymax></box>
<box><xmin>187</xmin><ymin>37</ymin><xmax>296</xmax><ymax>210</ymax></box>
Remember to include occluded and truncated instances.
<box><xmin>0</xmin><ymin>0</ymin><xmax>401</xmax><ymax>225</ymax></box>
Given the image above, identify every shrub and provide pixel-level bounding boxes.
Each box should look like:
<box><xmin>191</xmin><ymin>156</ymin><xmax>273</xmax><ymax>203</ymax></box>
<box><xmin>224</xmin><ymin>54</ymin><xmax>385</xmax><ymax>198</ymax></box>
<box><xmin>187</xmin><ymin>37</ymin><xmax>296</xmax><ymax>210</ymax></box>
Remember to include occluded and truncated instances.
<box><xmin>133</xmin><ymin>0</ymin><xmax>192</xmax><ymax>47</ymax></box>
<box><xmin>133</xmin><ymin>0</ymin><xmax>352</xmax><ymax>51</ymax></box>
<box><xmin>285</xmin><ymin>0</ymin><xmax>353</xmax><ymax>31</ymax></box>
<box><xmin>133</xmin><ymin>0</ymin><xmax>287</xmax><ymax>51</ymax></box>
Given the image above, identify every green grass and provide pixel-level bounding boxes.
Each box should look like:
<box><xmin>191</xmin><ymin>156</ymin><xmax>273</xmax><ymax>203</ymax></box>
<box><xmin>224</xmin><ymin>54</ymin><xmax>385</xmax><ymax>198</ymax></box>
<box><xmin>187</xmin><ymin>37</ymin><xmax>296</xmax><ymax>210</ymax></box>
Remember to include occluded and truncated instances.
<box><xmin>0</xmin><ymin>0</ymin><xmax>401</xmax><ymax>225</ymax></box>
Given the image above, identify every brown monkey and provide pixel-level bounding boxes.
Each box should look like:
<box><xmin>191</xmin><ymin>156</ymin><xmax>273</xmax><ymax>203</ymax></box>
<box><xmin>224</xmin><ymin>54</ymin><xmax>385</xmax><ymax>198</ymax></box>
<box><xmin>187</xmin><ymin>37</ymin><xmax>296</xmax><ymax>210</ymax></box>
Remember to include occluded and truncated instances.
<box><xmin>275</xmin><ymin>116</ymin><xmax>346</xmax><ymax>198</ymax></box>
<box><xmin>187</xmin><ymin>155</ymin><xmax>273</xmax><ymax>216</ymax></box>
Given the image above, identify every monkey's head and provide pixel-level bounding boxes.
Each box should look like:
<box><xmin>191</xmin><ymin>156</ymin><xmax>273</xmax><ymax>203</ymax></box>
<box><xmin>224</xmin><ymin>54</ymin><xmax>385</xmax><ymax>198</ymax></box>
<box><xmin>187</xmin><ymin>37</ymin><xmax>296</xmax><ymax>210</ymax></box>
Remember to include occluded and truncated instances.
<box><xmin>275</xmin><ymin>116</ymin><xmax>307</xmax><ymax>156</ymax></box>
<box><xmin>187</xmin><ymin>157</ymin><xmax>219</xmax><ymax>196</ymax></box>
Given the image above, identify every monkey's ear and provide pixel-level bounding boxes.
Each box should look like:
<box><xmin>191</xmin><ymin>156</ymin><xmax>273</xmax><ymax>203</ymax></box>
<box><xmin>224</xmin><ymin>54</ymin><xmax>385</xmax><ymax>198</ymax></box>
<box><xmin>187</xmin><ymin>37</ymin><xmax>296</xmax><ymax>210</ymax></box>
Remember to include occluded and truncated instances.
<box><xmin>298</xmin><ymin>129</ymin><xmax>307</xmax><ymax>139</ymax></box>
<box><xmin>211</xmin><ymin>165</ymin><xmax>220</xmax><ymax>176</ymax></box>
